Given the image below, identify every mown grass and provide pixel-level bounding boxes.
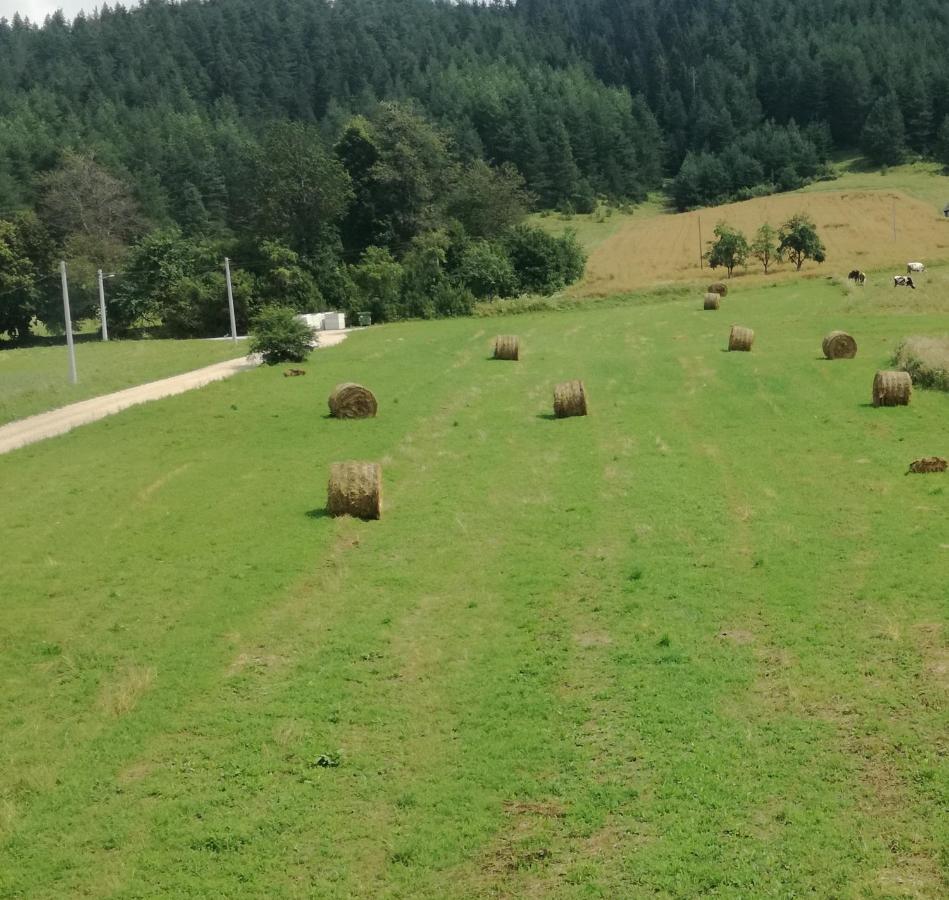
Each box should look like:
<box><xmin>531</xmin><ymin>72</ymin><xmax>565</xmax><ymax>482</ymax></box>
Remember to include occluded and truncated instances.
<box><xmin>0</xmin><ymin>338</ymin><xmax>247</xmax><ymax>425</ymax></box>
<box><xmin>0</xmin><ymin>280</ymin><xmax>946</xmax><ymax>898</ymax></box>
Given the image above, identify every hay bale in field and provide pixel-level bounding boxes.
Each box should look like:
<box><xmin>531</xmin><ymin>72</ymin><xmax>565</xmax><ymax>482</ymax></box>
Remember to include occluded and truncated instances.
<box><xmin>553</xmin><ymin>380</ymin><xmax>588</xmax><ymax>418</ymax></box>
<box><xmin>494</xmin><ymin>335</ymin><xmax>520</xmax><ymax>360</ymax></box>
<box><xmin>327</xmin><ymin>461</ymin><xmax>382</xmax><ymax>520</ymax></box>
<box><xmin>907</xmin><ymin>456</ymin><xmax>947</xmax><ymax>474</ymax></box>
<box><xmin>872</xmin><ymin>370</ymin><xmax>912</xmax><ymax>407</ymax></box>
<box><xmin>328</xmin><ymin>383</ymin><xmax>378</xmax><ymax>419</ymax></box>
<box><xmin>704</xmin><ymin>292</ymin><xmax>721</xmax><ymax>310</ymax></box>
<box><xmin>709</xmin><ymin>282</ymin><xmax>728</xmax><ymax>297</ymax></box>
<box><xmin>728</xmin><ymin>325</ymin><xmax>754</xmax><ymax>352</ymax></box>
<box><xmin>822</xmin><ymin>331</ymin><xmax>858</xmax><ymax>360</ymax></box>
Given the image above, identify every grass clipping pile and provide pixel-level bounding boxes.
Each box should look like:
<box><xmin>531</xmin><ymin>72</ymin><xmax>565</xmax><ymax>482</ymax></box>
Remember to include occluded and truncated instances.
<box><xmin>328</xmin><ymin>383</ymin><xmax>378</xmax><ymax>419</ymax></box>
<box><xmin>822</xmin><ymin>331</ymin><xmax>857</xmax><ymax>360</ymax></box>
<box><xmin>494</xmin><ymin>335</ymin><xmax>520</xmax><ymax>360</ymax></box>
<box><xmin>554</xmin><ymin>380</ymin><xmax>588</xmax><ymax>418</ymax></box>
<box><xmin>327</xmin><ymin>462</ymin><xmax>382</xmax><ymax>520</ymax></box>
<box><xmin>704</xmin><ymin>293</ymin><xmax>721</xmax><ymax>310</ymax></box>
<box><xmin>728</xmin><ymin>326</ymin><xmax>755</xmax><ymax>352</ymax></box>
<box><xmin>872</xmin><ymin>371</ymin><xmax>912</xmax><ymax>407</ymax></box>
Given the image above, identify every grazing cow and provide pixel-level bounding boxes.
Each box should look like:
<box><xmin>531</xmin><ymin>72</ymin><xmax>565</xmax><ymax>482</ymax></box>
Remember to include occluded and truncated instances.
<box><xmin>893</xmin><ymin>275</ymin><xmax>916</xmax><ymax>289</ymax></box>
<box><xmin>848</xmin><ymin>269</ymin><xmax>866</xmax><ymax>285</ymax></box>
<box><xmin>907</xmin><ymin>261</ymin><xmax>925</xmax><ymax>273</ymax></box>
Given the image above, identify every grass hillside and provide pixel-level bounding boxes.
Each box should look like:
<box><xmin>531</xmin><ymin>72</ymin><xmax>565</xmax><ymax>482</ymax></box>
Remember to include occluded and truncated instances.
<box><xmin>0</xmin><ymin>278</ymin><xmax>946</xmax><ymax>897</ymax></box>
<box><xmin>0</xmin><ymin>339</ymin><xmax>246</xmax><ymax>426</ymax></box>
<box><xmin>532</xmin><ymin>161</ymin><xmax>949</xmax><ymax>297</ymax></box>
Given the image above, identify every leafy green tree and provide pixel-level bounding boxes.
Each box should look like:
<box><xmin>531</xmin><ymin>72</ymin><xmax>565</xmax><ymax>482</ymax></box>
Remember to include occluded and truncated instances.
<box><xmin>778</xmin><ymin>214</ymin><xmax>826</xmax><ymax>271</ymax></box>
<box><xmin>861</xmin><ymin>94</ymin><xmax>906</xmax><ymax>167</ymax></box>
<box><xmin>705</xmin><ymin>223</ymin><xmax>750</xmax><ymax>278</ymax></box>
<box><xmin>349</xmin><ymin>247</ymin><xmax>405</xmax><ymax>323</ymax></box>
<box><xmin>255</xmin><ymin>240</ymin><xmax>322</xmax><ymax>312</ymax></box>
<box><xmin>254</xmin><ymin>122</ymin><xmax>352</xmax><ymax>256</ymax></box>
<box><xmin>445</xmin><ymin>161</ymin><xmax>533</xmax><ymax>239</ymax></box>
<box><xmin>457</xmin><ymin>241</ymin><xmax>518</xmax><ymax>299</ymax></box>
<box><xmin>249</xmin><ymin>305</ymin><xmax>313</xmax><ymax>364</ymax></box>
<box><xmin>502</xmin><ymin>224</ymin><xmax>586</xmax><ymax>294</ymax></box>
<box><xmin>0</xmin><ymin>216</ymin><xmax>46</xmax><ymax>341</ymax></box>
<box><xmin>751</xmin><ymin>223</ymin><xmax>779</xmax><ymax>273</ymax></box>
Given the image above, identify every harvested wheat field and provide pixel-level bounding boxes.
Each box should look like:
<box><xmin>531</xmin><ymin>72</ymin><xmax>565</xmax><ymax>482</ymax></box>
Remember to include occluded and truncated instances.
<box><xmin>578</xmin><ymin>190</ymin><xmax>949</xmax><ymax>295</ymax></box>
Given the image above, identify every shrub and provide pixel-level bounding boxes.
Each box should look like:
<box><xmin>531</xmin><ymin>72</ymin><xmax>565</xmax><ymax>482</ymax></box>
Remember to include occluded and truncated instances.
<box><xmin>502</xmin><ymin>224</ymin><xmax>586</xmax><ymax>294</ymax></box>
<box><xmin>457</xmin><ymin>241</ymin><xmax>517</xmax><ymax>299</ymax></box>
<box><xmin>249</xmin><ymin>305</ymin><xmax>313</xmax><ymax>364</ymax></box>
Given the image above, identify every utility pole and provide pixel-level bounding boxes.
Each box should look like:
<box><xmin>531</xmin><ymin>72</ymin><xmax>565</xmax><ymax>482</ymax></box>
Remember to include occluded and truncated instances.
<box><xmin>698</xmin><ymin>215</ymin><xmax>704</xmax><ymax>269</ymax></box>
<box><xmin>60</xmin><ymin>260</ymin><xmax>78</xmax><ymax>384</ymax></box>
<box><xmin>97</xmin><ymin>269</ymin><xmax>109</xmax><ymax>341</ymax></box>
<box><xmin>224</xmin><ymin>257</ymin><xmax>237</xmax><ymax>343</ymax></box>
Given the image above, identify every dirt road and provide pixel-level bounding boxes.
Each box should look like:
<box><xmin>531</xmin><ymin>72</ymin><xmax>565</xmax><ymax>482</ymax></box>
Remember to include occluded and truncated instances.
<box><xmin>0</xmin><ymin>329</ymin><xmax>350</xmax><ymax>455</ymax></box>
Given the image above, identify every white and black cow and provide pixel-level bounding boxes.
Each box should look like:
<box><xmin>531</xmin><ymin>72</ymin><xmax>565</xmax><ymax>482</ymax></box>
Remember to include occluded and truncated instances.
<box><xmin>907</xmin><ymin>262</ymin><xmax>925</xmax><ymax>273</ymax></box>
<box><xmin>893</xmin><ymin>275</ymin><xmax>916</xmax><ymax>289</ymax></box>
<box><xmin>848</xmin><ymin>269</ymin><xmax>866</xmax><ymax>285</ymax></box>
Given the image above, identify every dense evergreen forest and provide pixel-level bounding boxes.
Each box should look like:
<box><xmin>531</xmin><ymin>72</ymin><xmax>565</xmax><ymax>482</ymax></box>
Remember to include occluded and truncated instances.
<box><xmin>3</xmin><ymin>0</ymin><xmax>949</xmax><ymax>339</ymax></box>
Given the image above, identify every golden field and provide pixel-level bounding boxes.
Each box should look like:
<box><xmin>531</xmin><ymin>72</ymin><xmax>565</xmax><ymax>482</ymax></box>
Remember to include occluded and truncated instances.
<box><xmin>575</xmin><ymin>189</ymin><xmax>949</xmax><ymax>295</ymax></box>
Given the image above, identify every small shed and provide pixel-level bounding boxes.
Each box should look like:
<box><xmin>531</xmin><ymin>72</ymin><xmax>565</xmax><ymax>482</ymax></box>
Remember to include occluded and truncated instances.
<box><xmin>323</xmin><ymin>311</ymin><xmax>346</xmax><ymax>331</ymax></box>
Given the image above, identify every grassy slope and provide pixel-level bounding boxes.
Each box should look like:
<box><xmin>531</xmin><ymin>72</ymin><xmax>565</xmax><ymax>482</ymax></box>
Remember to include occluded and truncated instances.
<box><xmin>0</xmin><ymin>339</ymin><xmax>247</xmax><ymax>426</ymax></box>
<box><xmin>0</xmin><ymin>280</ymin><xmax>946</xmax><ymax>898</ymax></box>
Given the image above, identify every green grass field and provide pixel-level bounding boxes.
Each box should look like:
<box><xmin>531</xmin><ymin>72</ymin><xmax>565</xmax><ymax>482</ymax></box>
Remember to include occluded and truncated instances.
<box><xmin>0</xmin><ymin>339</ymin><xmax>247</xmax><ymax>426</ymax></box>
<box><xmin>1</xmin><ymin>277</ymin><xmax>946</xmax><ymax>897</ymax></box>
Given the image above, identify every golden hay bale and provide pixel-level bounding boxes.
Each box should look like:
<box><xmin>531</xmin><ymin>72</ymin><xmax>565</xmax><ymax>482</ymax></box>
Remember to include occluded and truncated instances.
<box><xmin>728</xmin><ymin>325</ymin><xmax>754</xmax><ymax>352</ymax></box>
<box><xmin>704</xmin><ymin>292</ymin><xmax>721</xmax><ymax>310</ymax></box>
<box><xmin>908</xmin><ymin>456</ymin><xmax>947</xmax><ymax>474</ymax></box>
<box><xmin>872</xmin><ymin>370</ymin><xmax>912</xmax><ymax>407</ymax></box>
<box><xmin>709</xmin><ymin>282</ymin><xmax>728</xmax><ymax>297</ymax></box>
<box><xmin>493</xmin><ymin>335</ymin><xmax>520</xmax><ymax>360</ymax></box>
<box><xmin>327</xmin><ymin>461</ymin><xmax>382</xmax><ymax>520</ymax></box>
<box><xmin>553</xmin><ymin>380</ymin><xmax>588</xmax><ymax>418</ymax></box>
<box><xmin>328</xmin><ymin>382</ymin><xmax>378</xmax><ymax>419</ymax></box>
<box><xmin>822</xmin><ymin>331</ymin><xmax>857</xmax><ymax>359</ymax></box>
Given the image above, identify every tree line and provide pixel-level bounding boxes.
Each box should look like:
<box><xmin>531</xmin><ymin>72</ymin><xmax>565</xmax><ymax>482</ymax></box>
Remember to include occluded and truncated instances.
<box><xmin>3</xmin><ymin>0</ymin><xmax>949</xmax><ymax>338</ymax></box>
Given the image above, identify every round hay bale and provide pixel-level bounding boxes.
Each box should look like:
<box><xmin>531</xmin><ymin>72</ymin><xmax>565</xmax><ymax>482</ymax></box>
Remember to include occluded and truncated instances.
<box><xmin>328</xmin><ymin>383</ymin><xmax>378</xmax><ymax>419</ymax></box>
<box><xmin>327</xmin><ymin>461</ymin><xmax>382</xmax><ymax>520</ymax></box>
<box><xmin>494</xmin><ymin>335</ymin><xmax>520</xmax><ymax>360</ymax></box>
<box><xmin>822</xmin><ymin>331</ymin><xmax>857</xmax><ymax>359</ymax></box>
<box><xmin>704</xmin><ymin>292</ymin><xmax>721</xmax><ymax>310</ymax></box>
<box><xmin>553</xmin><ymin>380</ymin><xmax>588</xmax><ymax>418</ymax></box>
<box><xmin>872</xmin><ymin>371</ymin><xmax>912</xmax><ymax>407</ymax></box>
<box><xmin>728</xmin><ymin>325</ymin><xmax>754</xmax><ymax>352</ymax></box>
<box><xmin>709</xmin><ymin>281</ymin><xmax>728</xmax><ymax>297</ymax></box>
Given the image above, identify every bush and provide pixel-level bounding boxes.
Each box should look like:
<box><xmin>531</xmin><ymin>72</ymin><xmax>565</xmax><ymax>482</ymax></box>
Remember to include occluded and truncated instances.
<box><xmin>249</xmin><ymin>305</ymin><xmax>314</xmax><ymax>364</ymax></box>
<box><xmin>502</xmin><ymin>224</ymin><xmax>587</xmax><ymax>294</ymax></box>
<box><xmin>457</xmin><ymin>241</ymin><xmax>517</xmax><ymax>299</ymax></box>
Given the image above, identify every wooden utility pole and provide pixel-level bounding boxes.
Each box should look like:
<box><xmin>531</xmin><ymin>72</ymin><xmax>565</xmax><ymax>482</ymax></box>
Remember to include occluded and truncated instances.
<box><xmin>698</xmin><ymin>215</ymin><xmax>704</xmax><ymax>269</ymax></box>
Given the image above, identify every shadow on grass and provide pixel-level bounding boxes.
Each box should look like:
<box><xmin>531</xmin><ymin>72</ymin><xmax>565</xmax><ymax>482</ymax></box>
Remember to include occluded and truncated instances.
<box><xmin>536</xmin><ymin>412</ymin><xmax>559</xmax><ymax>420</ymax></box>
<box><xmin>305</xmin><ymin>508</ymin><xmax>333</xmax><ymax>520</ymax></box>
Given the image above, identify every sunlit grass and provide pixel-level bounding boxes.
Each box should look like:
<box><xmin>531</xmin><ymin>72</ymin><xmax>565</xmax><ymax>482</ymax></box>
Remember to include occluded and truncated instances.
<box><xmin>0</xmin><ymin>279</ymin><xmax>946</xmax><ymax>897</ymax></box>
